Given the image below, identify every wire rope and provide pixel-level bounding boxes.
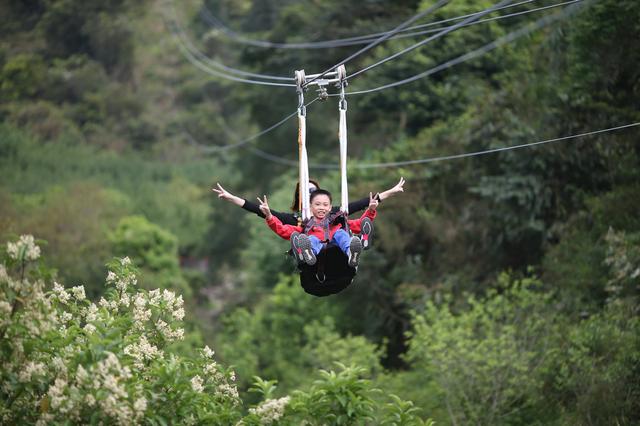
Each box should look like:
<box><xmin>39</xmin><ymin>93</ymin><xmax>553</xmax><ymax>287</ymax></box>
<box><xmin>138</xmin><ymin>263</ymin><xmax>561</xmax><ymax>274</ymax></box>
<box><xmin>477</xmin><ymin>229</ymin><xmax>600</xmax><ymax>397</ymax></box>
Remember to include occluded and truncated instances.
<box><xmin>186</xmin><ymin>0</ymin><xmax>586</xmax><ymax>160</ymax></box>
<box><xmin>171</xmin><ymin>29</ymin><xmax>295</xmax><ymax>86</ymax></box>
<box><xmin>352</xmin><ymin>0</ymin><xmax>581</xmax><ymax>46</ymax></box>
<box><xmin>344</xmin><ymin>0</ymin><xmax>585</xmax><ymax>94</ymax></box>
<box><xmin>348</xmin><ymin>0</ymin><xmax>514</xmax><ymax>80</ymax></box>
<box><xmin>164</xmin><ymin>3</ymin><xmax>294</xmax><ymax>86</ymax></box>
<box><xmin>199</xmin><ymin>0</ymin><xmax>540</xmax><ymax>49</ymax></box>
<box><xmin>185</xmin><ymin>98</ymin><xmax>320</xmax><ymax>153</ymax></box>
<box><xmin>304</xmin><ymin>0</ymin><xmax>450</xmax><ymax>88</ymax></box>
<box><xmin>353</xmin><ymin>122</ymin><xmax>640</xmax><ymax>168</ymax></box>
<box><xmin>244</xmin><ymin>122</ymin><xmax>640</xmax><ymax>169</ymax></box>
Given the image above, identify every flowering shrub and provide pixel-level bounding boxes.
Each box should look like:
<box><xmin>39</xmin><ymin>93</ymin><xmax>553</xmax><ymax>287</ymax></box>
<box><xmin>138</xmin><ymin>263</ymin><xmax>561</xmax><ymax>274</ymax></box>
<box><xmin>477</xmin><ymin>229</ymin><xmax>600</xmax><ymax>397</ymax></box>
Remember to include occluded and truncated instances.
<box><xmin>0</xmin><ymin>235</ymin><xmax>431</xmax><ymax>425</ymax></box>
<box><xmin>0</xmin><ymin>235</ymin><xmax>240</xmax><ymax>425</ymax></box>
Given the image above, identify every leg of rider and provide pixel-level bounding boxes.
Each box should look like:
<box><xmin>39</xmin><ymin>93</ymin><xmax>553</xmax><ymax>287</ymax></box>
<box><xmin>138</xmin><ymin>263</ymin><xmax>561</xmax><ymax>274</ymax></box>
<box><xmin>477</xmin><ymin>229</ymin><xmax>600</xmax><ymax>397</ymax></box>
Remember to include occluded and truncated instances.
<box><xmin>308</xmin><ymin>235</ymin><xmax>324</xmax><ymax>255</ymax></box>
<box><xmin>332</xmin><ymin>229</ymin><xmax>351</xmax><ymax>256</ymax></box>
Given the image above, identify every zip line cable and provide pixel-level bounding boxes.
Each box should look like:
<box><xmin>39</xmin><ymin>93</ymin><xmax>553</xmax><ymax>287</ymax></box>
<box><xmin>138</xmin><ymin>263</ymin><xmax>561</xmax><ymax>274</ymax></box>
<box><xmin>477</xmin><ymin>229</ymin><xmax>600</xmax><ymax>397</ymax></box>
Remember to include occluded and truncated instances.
<box><xmin>168</xmin><ymin>0</ymin><xmax>574</xmax><ymax>88</ymax></box>
<box><xmin>246</xmin><ymin>122</ymin><xmax>640</xmax><ymax>169</ymax></box>
<box><xmin>167</xmin><ymin>1</ymin><xmax>290</xmax><ymax>81</ymax></box>
<box><xmin>179</xmin><ymin>0</ymin><xmax>578</xmax><ymax>85</ymax></box>
<box><xmin>184</xmin><ymin>98</ymin><xmax>320</xmax><ymax>153</ymax></box>
<box><xmin>173</xmin><ymin>26</ymin><xmax>293</xmax><ymax>83</ymax></box>
<box><xmin>164</xmin><ymin>8</ymin><xmax>294</xmax><ymax>85</ymax></box>
<box><xmin>353</xmin><ymin>122</ymin><xmax>640</xmax><ymax>168</ymax></box>
<box><xmin>185</xmin><ymin>0</ymin><xmax>586</xmax><ymax>158</ymax></box>
<box><xmin>199</xmin><ymin>0</ymin><xmax>540</xmax><ymax>49</ymax></box>
<box><xmin>374</xmin><ymin>0</ymin><xmax>582</xmax><ymax>44</ymax></box>
<box><xmin>170</xmin><ymin>25</ymin><xmax>295</xmax><ymax>86</ymax></box>
<box><xmin>343</xmin><ymin>0</ymin><xmax>585</xmax><ymax>94</ymax></box>
<box><xmin>176</xmin><ymin>0</ymin><xmax>603</xmax><ymax>171</ymax></box>
<box><xmin>348</xmin><ymin>0</ymin><xmax>514</xmax><ymax>81</ymax></box>
<box><xmin>304</xmin><ymin>0</ymin><xmax>450</xmax><ymax>88</ymax></box>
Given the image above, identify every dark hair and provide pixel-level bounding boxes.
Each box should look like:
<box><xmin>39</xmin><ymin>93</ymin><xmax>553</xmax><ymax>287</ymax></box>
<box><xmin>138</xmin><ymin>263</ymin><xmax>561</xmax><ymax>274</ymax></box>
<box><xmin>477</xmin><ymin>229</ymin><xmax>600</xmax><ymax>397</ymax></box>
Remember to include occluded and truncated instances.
<box><xmin>310</xmin><ymin>189</ymin><xmax>332</xmax><ymax>203</ymax></box>
<box><xmin>290</xmin><ymin>179</ymin><xmax>321</xmax><ymax>212</ymax></box>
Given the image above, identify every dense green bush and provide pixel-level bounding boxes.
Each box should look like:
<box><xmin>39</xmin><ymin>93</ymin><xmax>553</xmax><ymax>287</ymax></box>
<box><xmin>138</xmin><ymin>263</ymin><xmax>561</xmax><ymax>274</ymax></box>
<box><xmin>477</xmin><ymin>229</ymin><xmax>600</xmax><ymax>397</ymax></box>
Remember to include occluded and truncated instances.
<box><xmin>405</xmin><ymin>274</ymin><xmax>559</xmax><ymax>425</ymax></box>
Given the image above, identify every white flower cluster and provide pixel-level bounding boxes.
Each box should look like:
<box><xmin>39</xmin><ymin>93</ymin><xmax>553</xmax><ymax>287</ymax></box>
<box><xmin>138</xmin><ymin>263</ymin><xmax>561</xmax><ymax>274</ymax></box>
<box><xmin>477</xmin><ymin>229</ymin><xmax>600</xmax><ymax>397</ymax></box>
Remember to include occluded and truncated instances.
<box><xmin>70</xmin><ymin>286</ymin><xmax>86</xmax><ymax>301</ymax></box>
<box><xmin>18</xmin><ymin>361</ymin><xmax>46</xmax><ymax>383</ymax></box>
<box><xmin>249</xmin><ymin>396</ymin><xmax>291</xmax><ymax>425</ymax></box>
<box><xmin>218</xmin><ymin>383</ymin><xmax>240</xmax><ymax>401</ymax></box>
<box><xmin>0</xmin><ymin>300</ymin><xmax>12</xmax><ymax>317</ymax></box>
<box><xmin>191</xmin><ymin>375</ymin><xmax>204</xmax><ymax>393</ymax></box>
<box><xmin>124</xmin><ymin>335</ymin><xmax>163</xmax><ymax>369</ymax></box>
<box><xmin>202</xmin><ymin>345</ymin><xmax>215</xmax><ymax>358</ymax></box>
<box><xmin>0</xmin><ymin>264</ymin><xmax>8</xmax><ymax>282</ymax></box>
<box><xmin>6</xmin><ymin>235</ymin><xmax>40</xmax><ymax>261</ymax></box>
<box><xmin>132</xmin><ymin>294</ymin><xmax>151</xmax><ymax>327</ymax></box>
<box><xmin>155</xmin><ymin>319</ymin><xmax>185</xmax><ymax>341</ymax></box>
<box><xmin>41</xmin><ymin>352</ymin><xmax>145</xmax><ymax>425</ymax></box>
<box><xmin>199</xmin><ymin>345</ymin><xmax>240</xmax><ymax>403</ymax></box>
<box><xmin>53</xmin><ymin>282</ymin><xmax>71</xmax><ymax>304</ymax></box>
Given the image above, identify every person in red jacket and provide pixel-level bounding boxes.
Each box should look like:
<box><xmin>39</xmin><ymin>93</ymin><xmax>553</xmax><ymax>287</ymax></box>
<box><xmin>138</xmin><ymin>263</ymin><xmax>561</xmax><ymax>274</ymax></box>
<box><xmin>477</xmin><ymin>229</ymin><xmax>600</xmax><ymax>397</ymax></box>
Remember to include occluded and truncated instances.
<box><xmin>258</xmin><ymin>189</ymin><xmax>378</xmax><ymax>268</ymax></box>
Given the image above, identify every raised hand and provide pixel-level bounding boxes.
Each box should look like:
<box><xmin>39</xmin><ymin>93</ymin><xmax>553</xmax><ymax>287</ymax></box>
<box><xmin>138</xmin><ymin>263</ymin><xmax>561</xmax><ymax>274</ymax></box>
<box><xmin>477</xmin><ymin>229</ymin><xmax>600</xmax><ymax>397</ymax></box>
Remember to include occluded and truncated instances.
<box><xmin>211</xmin><ymin>182</ymin><xmax>244</xmax><ymax>207</ymax></box>
<box><xmin>378</xmin><ymin>177</ymin><xmax>405</xmax><ymax>201</ymax></box>
<box><xmin>368</xmin><ymin>192</ymin><xmax>379</xmax><ymax>212</ymax></box>
<box><xmin>257</xmin><ymin>195</ymin><xmax>272</xmax><ymax>219</ymax></box>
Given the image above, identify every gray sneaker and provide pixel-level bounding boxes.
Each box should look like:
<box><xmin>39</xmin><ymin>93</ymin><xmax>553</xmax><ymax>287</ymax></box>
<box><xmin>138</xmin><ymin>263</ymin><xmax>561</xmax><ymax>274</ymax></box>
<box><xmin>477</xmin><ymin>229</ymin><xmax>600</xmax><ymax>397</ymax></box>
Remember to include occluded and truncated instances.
<box><xmin>292</xmin><ymin>233</ymin><xmax>316</xmax><ymax>266</ymax></box>
<box><xmin>290</xmin><ymin>232</ymin><xmax>304</xmax><ymax>263</ymax></box>
<box><xmin>348</xmin><ymin>236</ymin><xmax>363</xmax><ymax>268</ymax></box>
<box><xmin>360</xmin><ymin>217</ymin><xmax>374</xmax><ymax>250</ymax></box>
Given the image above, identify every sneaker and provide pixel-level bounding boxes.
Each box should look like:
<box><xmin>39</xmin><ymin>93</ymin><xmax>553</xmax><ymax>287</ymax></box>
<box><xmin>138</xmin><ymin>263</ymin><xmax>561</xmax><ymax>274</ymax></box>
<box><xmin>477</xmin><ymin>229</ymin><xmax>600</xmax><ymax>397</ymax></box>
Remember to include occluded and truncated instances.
<box><xmin>360</xmin><ymin>217</ymin><xmax>374</xmax><ymax>250</ymax></box>
<box><xmin>290</xmin><ymin>232</ymin><xmax>305</xmax><ymax>263</ymax></box>
<box><xmin>348</xmin><ymin>236</ymin><xmax>363</xmax><ymax>268</ymax></box>
<box><xmin>292</xmin><ymin>233</ymin><xmax>316</xmax><ymax>266</ymax></box>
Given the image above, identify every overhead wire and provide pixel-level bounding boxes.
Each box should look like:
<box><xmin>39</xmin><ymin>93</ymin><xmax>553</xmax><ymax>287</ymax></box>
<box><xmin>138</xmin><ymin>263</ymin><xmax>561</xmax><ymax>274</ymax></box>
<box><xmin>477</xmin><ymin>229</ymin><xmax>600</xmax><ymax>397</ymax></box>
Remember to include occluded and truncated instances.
<box><xmin>343</xmin><ymin>0</ymin><xmax>585</xmax><ymax>94</ymax></box>
<box><xmin>198</xmin><ymin>0</ymin><xmax>540</xmax><ymax>49</ymax></box>
<box><xmin>348</xmin><ymin>0</ymin><xmax>515</xmax><ymax>81</ymax></box>
<box><xmin>372</xmin><ymin>0</ymin><xmax>582</xmax><ymax>44</ymax></box>
<box><xmin>176</xmin><ymin>0</ymin><xmax>616</xmax><ymax>174</ymax></box>
<box><xmin>352</xmin><ymin>122</ymin><xmax>640</xmax><ymax>168</ymax></box>
<box><xmin>185</xmin><ymin>0</ymin><xmax>587</xmax><ymax>161</ymax></box>
<box><xmin>184</xmin><ymin>98</ymin><xmax>320</xmax><ymax>153</ymax></box>
<box><xmin>245</xmin><ymin>122</ymin><xmax>640</xmax><ymax>169</ymax></box>
<box><xmin>163</xmin><ymin>1</ymin><xmax>294</xmax><ymax>86</ymax></box>
<box><xmin>200</xmin><ymin>0</ymin><xmax>594</xmax><ymax>166</ymax></box>
<box><xmin>303</xmin><ymin>0</ymin><xmax>450</xmax><ymax>88</ymax></box>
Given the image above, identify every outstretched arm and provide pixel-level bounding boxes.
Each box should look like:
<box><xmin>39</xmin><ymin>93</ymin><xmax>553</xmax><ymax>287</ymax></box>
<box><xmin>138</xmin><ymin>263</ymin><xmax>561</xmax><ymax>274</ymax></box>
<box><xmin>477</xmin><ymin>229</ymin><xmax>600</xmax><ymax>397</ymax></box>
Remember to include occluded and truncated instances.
<box><xmin>347</xmin><ymin>177</ymin><xmax>405</xmax><ymax>214</ymax></box>
<box><xmin>377</xmin><ymin>177</ymin><xmax>405</xmax><ymax>201</ymax></box>
<box><xmin>212</xmin><ymin>183</ymin><xmax>245</xmax><ymax>207</ymax></box>
<box><xmin>213</xmin><ymin>182</ymin><xmax>297</xmax><ymax>224</ymax></box>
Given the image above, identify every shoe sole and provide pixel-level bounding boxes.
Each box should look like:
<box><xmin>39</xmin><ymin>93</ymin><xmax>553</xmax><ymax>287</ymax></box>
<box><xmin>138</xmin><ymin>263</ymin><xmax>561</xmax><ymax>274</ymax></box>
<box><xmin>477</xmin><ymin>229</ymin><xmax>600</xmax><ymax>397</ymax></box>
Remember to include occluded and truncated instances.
<box><xmin>360</xmin><ymin>218</ymin><xmax>374</xmax><ymax>250</ymax></box>
<box><xmin>296</xmin><ymin>234</ymin><xmax>317</xmax><ymax>266</ymax></box>
<box><xmin>348</xmin><ymin>237</ymin><xmax>363</xmax><ymax>268</ymax></box>
<box><xmin>291</xmin><ymin>233</ymin><xmax>305</xmax><ymax>262</ymax></box>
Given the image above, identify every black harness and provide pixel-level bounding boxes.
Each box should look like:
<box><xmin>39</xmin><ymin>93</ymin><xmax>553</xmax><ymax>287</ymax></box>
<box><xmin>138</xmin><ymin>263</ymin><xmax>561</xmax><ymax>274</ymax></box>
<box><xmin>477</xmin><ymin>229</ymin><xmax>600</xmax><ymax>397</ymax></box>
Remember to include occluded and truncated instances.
<box><xmin>300</xmin><ymin>211</ymin><xmax>350</xmax><ymax>283</ymax></box>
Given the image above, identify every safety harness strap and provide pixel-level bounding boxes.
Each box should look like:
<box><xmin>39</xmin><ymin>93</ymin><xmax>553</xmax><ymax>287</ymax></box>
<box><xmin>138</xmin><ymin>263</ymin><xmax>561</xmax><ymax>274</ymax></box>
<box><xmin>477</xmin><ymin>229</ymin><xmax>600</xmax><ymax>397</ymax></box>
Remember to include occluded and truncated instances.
<box><xmin>296</xmin><ymin>70</ymin><xmax>311</xmax><ymax>222</ymax></box>
<box><xmin>338</xmin><ymin>65</ymin><xmax>349</xmax><ymax>214</ymax></box>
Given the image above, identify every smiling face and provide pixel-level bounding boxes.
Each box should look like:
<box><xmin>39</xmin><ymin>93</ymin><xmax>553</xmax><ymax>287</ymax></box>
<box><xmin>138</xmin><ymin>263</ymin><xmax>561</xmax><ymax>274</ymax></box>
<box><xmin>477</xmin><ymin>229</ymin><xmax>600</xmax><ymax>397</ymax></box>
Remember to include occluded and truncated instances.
<box><xmin>310</xmin><ymin>194</ymin><xmax>332</xmax><ymax>220</ymax></box>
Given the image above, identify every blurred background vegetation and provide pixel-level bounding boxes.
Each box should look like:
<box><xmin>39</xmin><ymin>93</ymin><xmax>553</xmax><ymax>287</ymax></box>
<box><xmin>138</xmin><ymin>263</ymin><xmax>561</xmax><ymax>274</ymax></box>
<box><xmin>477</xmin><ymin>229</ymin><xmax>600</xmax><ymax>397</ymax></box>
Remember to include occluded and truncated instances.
<box><xmin>1</xmin><ymin>0</ymin><xmax>639</xmax><ymax>423</ymax></box>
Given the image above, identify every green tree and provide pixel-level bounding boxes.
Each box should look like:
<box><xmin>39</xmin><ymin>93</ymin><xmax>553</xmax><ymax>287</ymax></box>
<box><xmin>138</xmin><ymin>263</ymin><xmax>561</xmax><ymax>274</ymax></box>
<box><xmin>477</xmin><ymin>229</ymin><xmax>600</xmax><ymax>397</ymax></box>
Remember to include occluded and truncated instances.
<box><xmin>109</xmin><ymin>215</ymin><xmax>190</xmax><ymax>297</ymax></box>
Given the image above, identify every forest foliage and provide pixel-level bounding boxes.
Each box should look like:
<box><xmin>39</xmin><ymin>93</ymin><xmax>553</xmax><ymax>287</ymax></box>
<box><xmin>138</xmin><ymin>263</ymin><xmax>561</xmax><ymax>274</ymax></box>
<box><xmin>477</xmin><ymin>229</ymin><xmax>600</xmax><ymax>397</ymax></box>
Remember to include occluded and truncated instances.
<box><xmin>1</xmin><ymin>0</ymin><xmax>639</xmax><ymax>424</ymax></box>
